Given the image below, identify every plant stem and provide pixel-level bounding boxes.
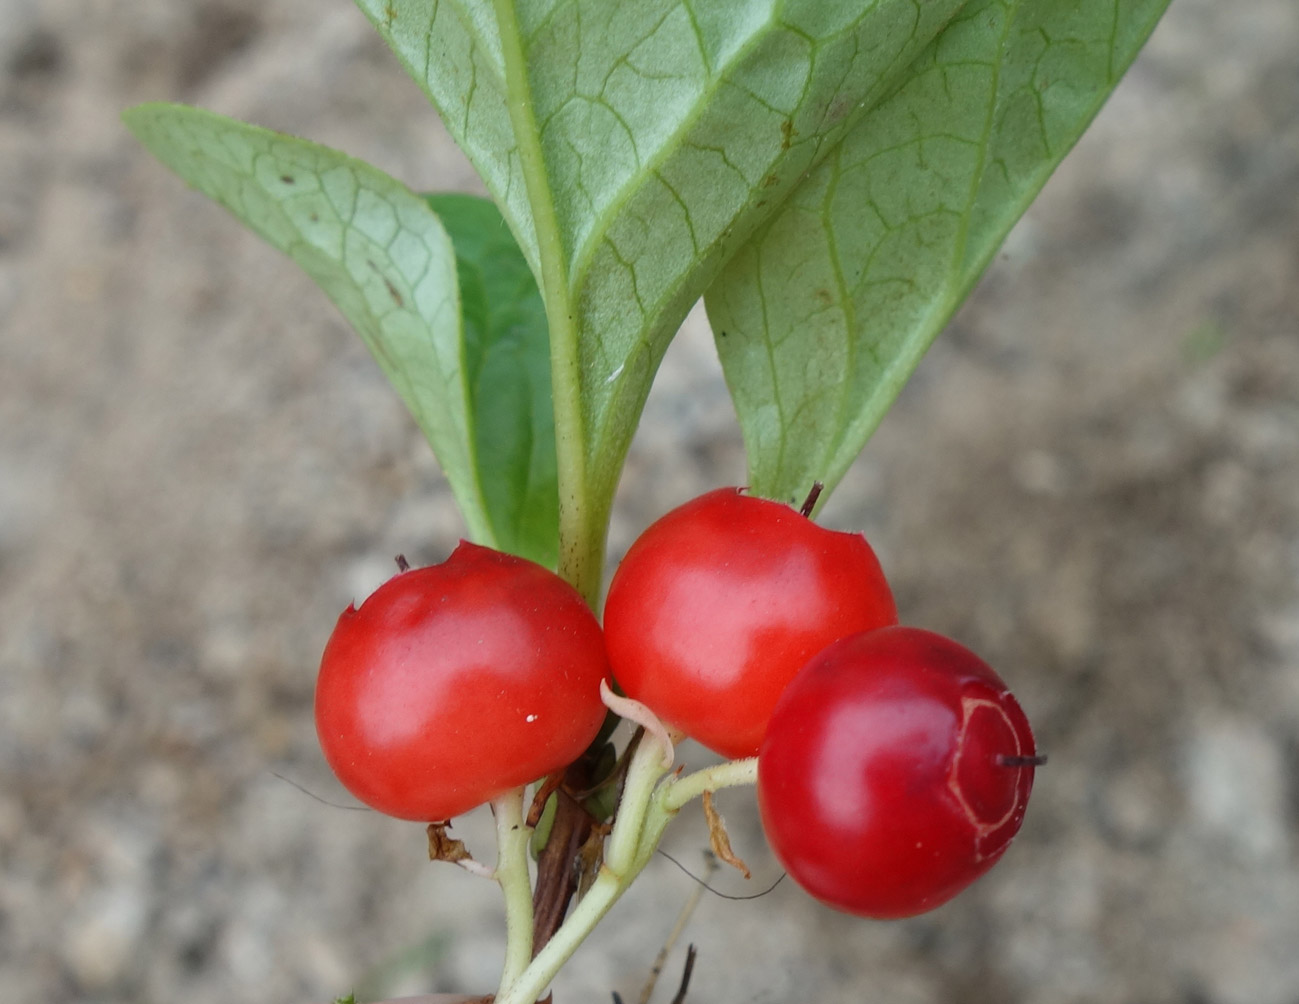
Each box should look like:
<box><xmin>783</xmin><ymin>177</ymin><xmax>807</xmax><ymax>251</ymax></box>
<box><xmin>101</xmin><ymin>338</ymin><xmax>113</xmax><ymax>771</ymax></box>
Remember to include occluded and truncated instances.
<box><xmin>604</xmin><ymin>734</ymin><xmax>673</xmax><ymax>877</ymax></box>
<box><xmin>530</xmin><ymin>758</ymin><xmax>597</xmax><ymax>955</ymax></box>
<box><xmin>491</xmin><ymin>788</ymin><xmax>535</xmax><ymax>999</ymax></box>
<box><xmin>491</xmin><ymin>749</ymin><xmax>759</xmax><ymax>1004</ymax></box>
<box><xmin>498</xmin><ymin>862</ymin><xmax>631</xmax><ymax>1004</ymax></box>
<box><xmin>492</xmin><ymin>0</ymin><xmax>604</xmax><ymax>606</ymax></box>
<box><xmin>659</xmin><ymin>757</ymin><xmax>758</xmax><ymax>812</ymax></box>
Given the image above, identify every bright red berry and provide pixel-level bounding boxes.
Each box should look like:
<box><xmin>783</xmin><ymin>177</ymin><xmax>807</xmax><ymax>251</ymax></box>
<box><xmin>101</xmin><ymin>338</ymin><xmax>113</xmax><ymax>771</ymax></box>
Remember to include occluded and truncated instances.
<box><xmin>757</xmin><ymin>626</ymin><xmax>1037</xmax><ymax>918</ymax></box>
<box><xmin>315</xmin><ymin>542</ymin><xmax>609</xmax><ymax>822</ymax></box>
<box><xmin>603</xmin><ymin>487</ymin><xmax>897</xmax><ymax>759</ymax></box>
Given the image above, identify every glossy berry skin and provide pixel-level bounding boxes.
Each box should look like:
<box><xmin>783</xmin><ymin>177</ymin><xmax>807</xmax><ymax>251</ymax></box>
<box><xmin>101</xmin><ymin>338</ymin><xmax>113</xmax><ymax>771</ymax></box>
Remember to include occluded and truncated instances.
<box><xmin>757</xmin><ymin>626</ymin><xmax>1037</xmax><ymax>919</ymax></box>
<box><xmin>315</xmin><ymin>542</ymin><xmax>609</xmax><ymax>822</ymax></box>
<box><xmin>603</xmin><ymin>487</ymin><xmax>897</xmax><ymax>759</ymax></box>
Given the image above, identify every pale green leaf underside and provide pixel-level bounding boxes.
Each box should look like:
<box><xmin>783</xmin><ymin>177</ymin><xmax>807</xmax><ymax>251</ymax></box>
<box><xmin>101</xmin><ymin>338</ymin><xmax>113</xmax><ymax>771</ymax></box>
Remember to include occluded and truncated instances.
<box><xmin>122</xmin><ymin>103</ymin><xmax>497</xmax><ymax>545</ymax></box>
<box><xmin>426</xmin><ymin>193</ymin><xmax>558</xmax><ymax>567</ymax></box>
<box><xmin>355</xmin><ymin>0</ymin><xmax>971</xmax><ymax>507</ymax></box>
<box><xmin>706</xmin><ymin>0</ymin><xmax>1172</xmax><ymax>503</ymax></box>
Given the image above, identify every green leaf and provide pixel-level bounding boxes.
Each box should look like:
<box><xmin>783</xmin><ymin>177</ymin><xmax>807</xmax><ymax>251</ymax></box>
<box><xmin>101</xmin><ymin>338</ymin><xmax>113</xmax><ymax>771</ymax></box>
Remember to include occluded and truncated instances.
<box><xmin>706</xmin><ymin>0</ymin><xmax>1172</xmax><ymax>503</ymax></box>
<box><xmin>123</xmin><ymin>103</ymin><xmax>502</xmax><ymax>548</ymax></box>
<box><xmin>426</xmin><ymin>193</ymin><xmax>557</xmax><ymax>567</ymax></box>
<box><xmin>355</xmin><ymin>0</ymin><xmax>972</xmax><ymax>576</ymax></box>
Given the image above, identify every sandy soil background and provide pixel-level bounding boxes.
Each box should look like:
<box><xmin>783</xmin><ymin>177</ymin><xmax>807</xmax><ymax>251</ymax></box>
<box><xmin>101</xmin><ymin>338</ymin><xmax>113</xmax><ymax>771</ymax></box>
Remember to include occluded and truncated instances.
<box><xmin>1</xmin><ymin>1</ymin><xmax>1297</xmax><ymax>1002</ymax></box>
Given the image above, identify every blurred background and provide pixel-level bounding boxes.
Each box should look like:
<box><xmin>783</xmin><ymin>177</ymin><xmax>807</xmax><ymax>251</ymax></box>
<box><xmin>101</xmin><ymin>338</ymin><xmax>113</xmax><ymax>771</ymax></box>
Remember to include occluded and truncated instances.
<box><xmin>1</xmin><ymin>0</ymin><xmax>1297</xmax><ymax>1001</ymax></box>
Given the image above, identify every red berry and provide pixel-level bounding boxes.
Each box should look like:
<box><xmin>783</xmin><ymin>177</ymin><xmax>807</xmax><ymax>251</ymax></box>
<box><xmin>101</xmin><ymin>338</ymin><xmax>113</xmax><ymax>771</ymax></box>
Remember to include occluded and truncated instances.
<box><xmin>603</xmin><ymin>487</ymin><xmax>897</xmax><ymax>758</ymax></box>
<box><xmin>315</xmin><ymin>542</ymin><xmax>609</xmax><ymax>822</ymax></box>
<box><xmin>757</xmin><ymin>626</ymin><xmax>1037</xmax><ymax>918</ymax></box>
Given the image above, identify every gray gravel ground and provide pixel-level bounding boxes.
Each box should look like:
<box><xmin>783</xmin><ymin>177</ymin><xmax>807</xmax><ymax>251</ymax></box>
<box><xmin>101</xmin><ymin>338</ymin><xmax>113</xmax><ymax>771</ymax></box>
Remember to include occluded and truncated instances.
<box><xmin>1</xmin><ymin>1</ymin><xmax>1297</xmax><ymax>1002</ymax></box>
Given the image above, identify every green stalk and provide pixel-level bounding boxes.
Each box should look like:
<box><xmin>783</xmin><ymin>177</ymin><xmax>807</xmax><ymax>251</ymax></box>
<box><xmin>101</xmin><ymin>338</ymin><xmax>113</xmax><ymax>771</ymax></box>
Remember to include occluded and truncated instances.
<box><xmin>493</xmin><ymin>0</ymin><xmax>604</xmax><ymax>605</ymax></box>
<box><xmin>602</xmin><ymin>734</ymin><xmax>676</xmax><ymax>879</ymax></box>
<box><xmin>492</xmin><ymin>744</ymin><xmax>759</xmax><ymax>1004</ymax></box>
<box><xmin>490</xmin><ymin>788</ymin><xmax>535</xmax><ymax>999</ymax></box>
<box><xmin>494</xmin><ymin>734</ymin><xmax>670</xmax><ymax>1004</ymax></box>
<box><xmin>659</xmin><ymin>757</ymin><xmax>758</xmax><ymax>812</ymax></box>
